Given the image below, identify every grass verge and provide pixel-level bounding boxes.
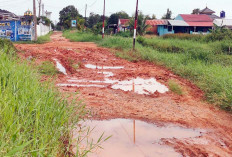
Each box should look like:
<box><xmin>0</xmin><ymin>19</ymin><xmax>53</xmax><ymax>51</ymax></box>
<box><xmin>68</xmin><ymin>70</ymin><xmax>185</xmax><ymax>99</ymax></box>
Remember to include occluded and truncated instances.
<box><xmin>0</xmin><ymin>39</ymin><xmax>86</xmax><ymax>156</ymax></box>
<box><xmin>63</xmin><ymin>30</ymin><xmax>232</xmax><ymax>111</ymax></box>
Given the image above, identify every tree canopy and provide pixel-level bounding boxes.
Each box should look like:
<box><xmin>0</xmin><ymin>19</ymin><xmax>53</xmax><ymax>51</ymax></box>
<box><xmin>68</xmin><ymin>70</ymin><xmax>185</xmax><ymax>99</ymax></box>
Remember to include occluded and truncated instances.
<box><xmin>108</xmin><ymin>11</ymin><xmax>130</xmax><ymax>25</ymax></box>
<box><xmin>162</xmin><ymin>8</ymin><xmax>172</xmax><ymax>19</ymax></box>
<box><xmin>58</xmin><ymin>5</ymin><xmax>82</xmax><ymax>29</ymax></box>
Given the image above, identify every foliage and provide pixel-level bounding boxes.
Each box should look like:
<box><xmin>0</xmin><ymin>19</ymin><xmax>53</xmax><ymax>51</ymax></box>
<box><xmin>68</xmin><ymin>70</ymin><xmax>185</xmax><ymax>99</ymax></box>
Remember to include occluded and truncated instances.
<box><xmin>192</xmin><ymin>8</ymin><xmax>201</xmax><ymax>14</ymax></box>
<box><xmin>129</xmin><ymin>12</ymin><xmax>150</xmax><ymax>36</ymax></box>
<box><xmin>168</xmin><ymin>80</ymin><xmax>183</xmax><ymax>95</ymax></box>
<box><xmin>87</xmin><ymin>12</ymin><xmax>102</xmax><ymax>28</ymax></box>
<box><xmin>63</xmin><ymin>30</ymin><xmax>102</xmax><ymax>42</ymax></box>
<box><xmin>0</xmin><ymin>41</ymin><xmax>87</xmax><ymax>156</ymax></box>
<box><xmin>108</xmin><ymin>11</ymin><xmax>130</xmax><ymax>25</ymax></box>
<box><xmin>115</xmin><ymin>31</ymin><xmax>132</xmax><ymax>37</ymax></box>
<box><xmin>58</xmin><ymin>5</ymin><xmax>82</xmax><ymax>29</ymax></box>
<box><xmin>205</xmin><ymin>26</ymin><xmax>232</xmax><ymax>41</ymax></box>
<box><xmin>37</xmin><ymin>16</ymin><xmax>51</xmax><ymax>26</ymax></box>
<box><xmin>38</xmin><ymin>61</ymin><xmax>59</xmax><ymax>75</ymax></box>
<box><xmin>147</xmin><ymin>14</ymin><xmax>157</xmax><ymax>20</ymax></box>
<box><xmin>162</xmin><ymin>33</ymin><xmax>204</xmax><ymax>41</ymax></box>
<box><xmin>162</xmin><ymin>8</ymin><xmax>172</xmax><ymax>19</ymax></box>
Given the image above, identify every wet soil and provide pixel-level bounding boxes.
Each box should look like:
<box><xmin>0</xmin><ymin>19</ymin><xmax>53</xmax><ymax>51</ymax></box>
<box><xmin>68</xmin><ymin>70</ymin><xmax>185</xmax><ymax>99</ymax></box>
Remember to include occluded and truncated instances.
<box><xmin>15</xmin><ymin>32</ymin><xmax>232</xmax><ymax>156</ymax></box>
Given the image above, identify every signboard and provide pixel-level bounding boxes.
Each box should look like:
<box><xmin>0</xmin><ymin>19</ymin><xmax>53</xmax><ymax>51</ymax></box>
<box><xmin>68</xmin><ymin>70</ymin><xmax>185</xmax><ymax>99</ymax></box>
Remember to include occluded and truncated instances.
<box><xmin>0</xmin><ymin>20</ymin><xmax>32</xmax><ymax>41</ymax></box>
<box><xmin>71</xmin><ymin>20</ymin><xmax>77</xmax><ymax>27</ymax></box>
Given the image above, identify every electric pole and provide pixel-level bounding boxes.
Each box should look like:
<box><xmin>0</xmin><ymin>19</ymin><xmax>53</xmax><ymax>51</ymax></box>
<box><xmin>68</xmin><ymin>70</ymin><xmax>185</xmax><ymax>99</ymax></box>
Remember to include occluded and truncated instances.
<box><xmin>85</xmin><ymin>4</ymin><xmax>87</xmax><ymax>27</ymax></box>
<box><xmin>133</xmin><ymin>0</ymin><xmax>139</xmax><ymax>50</ymax></box>
<box><xmin>102</xmin><ymin>0</ymin><xmax>105</xmax><ymax>39</ymax></box>
<box><xmin>33</xmin><ymin>0</ymin><xmax>37</xmax><ymax>41</ymax></box>
<box><xmin>38</xmin><ymin>0</ymin><xmax>41</xmax><ymax>17</ymax></box>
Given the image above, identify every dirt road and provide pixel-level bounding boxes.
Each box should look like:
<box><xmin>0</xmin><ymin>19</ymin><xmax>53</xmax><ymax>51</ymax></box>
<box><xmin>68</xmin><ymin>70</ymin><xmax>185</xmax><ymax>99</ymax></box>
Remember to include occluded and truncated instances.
<box><xmin>15</xmin><ymin>32</ymin><xmax>232</xmax><ymax>156</ymax></box>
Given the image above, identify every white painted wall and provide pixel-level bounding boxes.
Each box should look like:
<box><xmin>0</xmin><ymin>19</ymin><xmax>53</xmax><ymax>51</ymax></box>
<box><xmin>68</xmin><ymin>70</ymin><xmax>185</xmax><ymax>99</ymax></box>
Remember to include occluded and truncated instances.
<box><xmin>37</xmin><ymin>23</ymin><xmax>51</xmax><ymax>37</ymax></box>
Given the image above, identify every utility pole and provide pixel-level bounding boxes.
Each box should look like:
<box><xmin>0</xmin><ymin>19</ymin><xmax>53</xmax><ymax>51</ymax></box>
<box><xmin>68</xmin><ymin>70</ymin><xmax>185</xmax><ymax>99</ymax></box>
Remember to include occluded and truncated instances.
<box><xmin>133</xmin><ymin>0</ymin><xmax>139</xmax><ymax>50</ymax></box>
<box><xmin>33</xmin><ymin>0</ymin><xmax>37</xmax><ymax>41</ymax></box>
<box><xmin>102</xmin><ymin>0</ymin><xmax>105</xmax><ymax>39</ymax></box>
<box><xmin>38</xmin><ymin>0</ymin><xmax>41</xmax><ymax>17</ymax></box>
<box><xmin>85</xmin><ymin>4</ymin><xmax>87</xmax><ymax>27</ymax></box>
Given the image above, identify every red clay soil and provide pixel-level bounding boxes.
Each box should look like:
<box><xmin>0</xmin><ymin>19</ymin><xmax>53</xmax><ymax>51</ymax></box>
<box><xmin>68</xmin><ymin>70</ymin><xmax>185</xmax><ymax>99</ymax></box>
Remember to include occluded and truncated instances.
<box><xmin>15</xmin><ymin>32</ymin><xmax>232</xmax><ymax>157</ymax></box>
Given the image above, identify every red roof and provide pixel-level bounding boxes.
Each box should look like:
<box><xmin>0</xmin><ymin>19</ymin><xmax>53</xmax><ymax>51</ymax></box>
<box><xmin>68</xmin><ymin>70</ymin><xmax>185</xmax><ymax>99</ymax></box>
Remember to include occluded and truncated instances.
<box><xmin>146</xmin><ymin>20</ymin><xmax>168</xmax><ymax>26</ymax></box>
<box><xmin>119</xmin><ymin>19</ymin><xmax>130</xmax><ymax>25</ymax></box>
<box><xmin>187</xmin><ymin>22</ymin><xmax>213</xmax><ymax>27</ymax></box>
<box><xmin>180</xmin><ymin>14</ymin><xmax>213</xmax><ymax>22</ymax></box>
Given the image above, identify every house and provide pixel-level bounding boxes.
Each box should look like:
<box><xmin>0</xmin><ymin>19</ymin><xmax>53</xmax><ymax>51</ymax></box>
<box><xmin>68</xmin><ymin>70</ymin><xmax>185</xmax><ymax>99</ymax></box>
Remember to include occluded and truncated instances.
<box><xmin>214</xmin><ymin>19</ymin><xmax>232</xmax><ymax>30</ymax></box>
<box><xmin>0</xmin><ymin>9</ymin><xmax>20</xmax><ymax>21</ymax></box>
<box><xmin>199</xmin><ymin>7</ymin><xmax>221</xmax><ymax>20</ymax></box>
<box><xmin>175</xmin><ymin>14</ymin><xmax>213</xmax><ymax>34</ymax></box>
<box><xmin>118</xmin><ymin>19</ymin><xmax>130</xmax><ymax>32</ymax></box>
<box><xmin>146</xmin><ymin>20</ymin><xmax>173</xmax><ymax>36</ymax></box>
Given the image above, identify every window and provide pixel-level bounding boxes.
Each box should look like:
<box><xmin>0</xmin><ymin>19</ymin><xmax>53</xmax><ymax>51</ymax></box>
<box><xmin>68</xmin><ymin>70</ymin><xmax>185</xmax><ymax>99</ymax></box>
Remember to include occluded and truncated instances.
<box><xmin>168</xmin><ymin>26</ymin><xmax>173</xmax><ymax>32</ymax></box>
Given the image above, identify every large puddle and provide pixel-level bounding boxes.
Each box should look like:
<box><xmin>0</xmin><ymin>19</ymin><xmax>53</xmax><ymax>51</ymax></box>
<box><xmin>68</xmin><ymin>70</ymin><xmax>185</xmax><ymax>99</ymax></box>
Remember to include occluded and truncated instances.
<box><xmin>111</xmin><ymin>77</ymin><xmax>169</xmax><ymax>94</ymax></box>
<box><xmin>53</xmin><ymin>59</ymin><xmax>67</xmax><ymax>75</ymax></box>
<box><xmin>57</xmin><ymin>63</ymin><xmax>169</xmax><ymax>95</ymax></box>
<box><xmin>74</xmin><ymin>119</ymin><xmax>205</xmax><ymax>157</ymax></box>
<box><xmin>85</xmin><ymin>64</ymin><xmax>124</xmax><ymax>70</ymax></box>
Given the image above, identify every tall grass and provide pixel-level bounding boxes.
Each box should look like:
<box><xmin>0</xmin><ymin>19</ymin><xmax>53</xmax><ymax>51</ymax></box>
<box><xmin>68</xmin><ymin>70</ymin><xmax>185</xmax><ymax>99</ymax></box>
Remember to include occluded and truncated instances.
<box><xmin>0</xmin><ymin>39</ymin><xmax>86</xmax><ymax>156</ymax></box>
<box><xmin>63</xmin><ymin>31</ymin><xmax>232</xmax><ymax>111</ymax></box>
<box><xmin>63</xmin><ymin>30</ymin><xmax>101</xmax><ymax>42</ymax></box>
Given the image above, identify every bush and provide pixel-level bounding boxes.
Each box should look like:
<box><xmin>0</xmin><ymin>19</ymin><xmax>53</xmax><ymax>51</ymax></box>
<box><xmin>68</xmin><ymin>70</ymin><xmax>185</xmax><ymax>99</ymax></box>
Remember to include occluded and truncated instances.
<box><xmin>115</xmin><ymin>31</ymin><xmax>132</xmax><ymax>38</ymax></box>
<box><xmin>163</xmin><ymin>33</ymin><xmax>204</xmax><ymax>41</ymax></box>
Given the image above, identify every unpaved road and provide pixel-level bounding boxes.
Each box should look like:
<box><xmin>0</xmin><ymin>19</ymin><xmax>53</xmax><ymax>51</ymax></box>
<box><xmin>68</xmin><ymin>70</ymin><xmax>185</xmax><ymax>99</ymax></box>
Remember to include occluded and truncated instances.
<box><xmin>15</xmin><ymin>32</ymin><xmax>232</xmax><ymax>156</ymax></box>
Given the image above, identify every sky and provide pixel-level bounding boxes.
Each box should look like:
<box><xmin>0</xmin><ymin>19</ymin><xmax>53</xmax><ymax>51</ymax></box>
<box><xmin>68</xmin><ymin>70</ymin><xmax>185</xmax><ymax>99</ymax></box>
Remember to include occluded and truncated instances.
<box><xmin>1</xmin><ymin>0</ymin><xmax>232</xmax><ymax>23</ymax></box>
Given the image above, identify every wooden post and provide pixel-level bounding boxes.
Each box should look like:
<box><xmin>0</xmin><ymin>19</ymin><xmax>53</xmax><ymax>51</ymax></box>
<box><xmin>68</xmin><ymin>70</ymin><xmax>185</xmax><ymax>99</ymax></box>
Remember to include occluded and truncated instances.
<box><xmin>133</xmin><ymin>0</ymin><xmax>139</xmax><ymax>50</ymax></box>
<box><xmin>102</xmin><ymin>0</ymin><xmax>105</xmax><ymax>39</ymax></box>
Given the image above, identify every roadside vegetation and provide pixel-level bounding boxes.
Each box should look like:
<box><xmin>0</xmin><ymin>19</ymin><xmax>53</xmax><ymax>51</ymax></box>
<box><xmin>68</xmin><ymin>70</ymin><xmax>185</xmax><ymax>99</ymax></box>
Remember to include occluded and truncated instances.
<box><xmin>38</xmin><ymin>61</ymin><xmax>60</xmax><ymax>75</ymax></box>
<box><xmin>63</xmin><ymin>30</ymin><xmax>232</xmax><ymax>112</ymax></box>
<box><xmin>0</xmin><ymin>39</ymin><xmax>88</xmax><ymax>156</ymax></box>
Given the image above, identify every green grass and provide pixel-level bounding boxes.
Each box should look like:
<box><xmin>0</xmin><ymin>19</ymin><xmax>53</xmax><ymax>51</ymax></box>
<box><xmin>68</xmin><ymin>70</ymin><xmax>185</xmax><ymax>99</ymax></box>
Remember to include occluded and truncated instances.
<box><xmin>63</xmin><ymin>30</ymin><xmax>232</xmax><ymax>111</ymax></box>
<box><xmin>0</xmin><ymin>39</ymin><xmax>87</xmax><ymax>156</ymax></box>
<box><xmin>168</xmin><ymin>80</ymin><xmax>184</xmax><ymax>95</ymax></box>
<box><xmin>38</xmin><ymin>61</ymin><xmax>60</xmax><ymax>75</ymax></box>
<box><xmin>63</xmin><ymin>30</ymin><xmax>102</xmax><ymax>42</ymax></box>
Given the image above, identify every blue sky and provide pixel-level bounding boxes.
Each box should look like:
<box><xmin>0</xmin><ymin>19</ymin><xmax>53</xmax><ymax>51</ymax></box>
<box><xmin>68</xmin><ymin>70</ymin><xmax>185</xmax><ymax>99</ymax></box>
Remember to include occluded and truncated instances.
<box><xmin>1</xmin><ymin>0</ymin><xmax>232</xmax><ymax>22</ymax></box>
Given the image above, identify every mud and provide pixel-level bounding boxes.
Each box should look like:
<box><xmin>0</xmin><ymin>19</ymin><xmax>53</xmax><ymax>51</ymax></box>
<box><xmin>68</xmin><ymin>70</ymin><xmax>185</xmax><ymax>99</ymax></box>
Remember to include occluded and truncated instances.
<box><xmin>15</xmin><ymin>32</ymin><xmax>232</xmax><ymax>156</ymax></box>
<box><xmin>73</xmin><ymin>119</ymin><xmax>205</xmax><ymax>157</ymax></box>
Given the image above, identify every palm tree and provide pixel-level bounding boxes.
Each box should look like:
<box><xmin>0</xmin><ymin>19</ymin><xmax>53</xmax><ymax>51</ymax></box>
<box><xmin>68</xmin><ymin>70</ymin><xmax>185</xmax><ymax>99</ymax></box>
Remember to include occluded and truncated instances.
<box><xmin>129</xmin><ymin>12</ymin><xmax>150</xmax><ymax>36</ymax></box>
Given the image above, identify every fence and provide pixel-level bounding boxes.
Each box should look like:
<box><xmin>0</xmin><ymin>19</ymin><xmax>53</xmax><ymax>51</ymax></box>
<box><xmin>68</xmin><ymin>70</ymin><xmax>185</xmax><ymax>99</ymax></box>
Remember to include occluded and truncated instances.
<box><xmin>0</xmin><ymin>20</ymin><xmax>51</xmax><ymax>41</ymax></box>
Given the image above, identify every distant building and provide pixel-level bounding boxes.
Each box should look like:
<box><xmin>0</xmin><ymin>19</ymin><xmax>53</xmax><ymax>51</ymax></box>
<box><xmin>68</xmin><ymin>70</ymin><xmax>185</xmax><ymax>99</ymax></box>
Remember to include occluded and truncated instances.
<box><xmin>146</xmin><ymin>20</ymin><xmax>171</xmax><ymax>36</ymax></box>
<box><xmin>199</xmin><ymin>7</ymin><xmax>221</xmax><ymax>20</ymax></box>
<box><xmin>214</xmin><ymin>19</ymin><xmax>232</xmax><ymax>30</ymax></box>
<box><xmin>45</xmin><ymin>11</ymin><xmax>52</xmax><ymax>20</ymax></box>
<box><xmin>0</xmin><ymin>9</ymin><xmax>20</xmax><ymax>21</ymax></box>
<box><xmin>118</xmin><ymin>19</ymin><xmax>130</xmax><ymax>32</ymax></box>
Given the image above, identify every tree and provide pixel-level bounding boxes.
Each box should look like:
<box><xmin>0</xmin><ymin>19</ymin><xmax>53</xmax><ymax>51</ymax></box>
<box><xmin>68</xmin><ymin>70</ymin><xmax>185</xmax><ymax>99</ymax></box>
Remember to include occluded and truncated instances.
<box><xmin>192</xmin><ymin>8</ymin><xmax>201</xmax><ymax>14</ymax></box>
<box><xmin>147</xmin><ymin>14</ymin><xmax>157</xmax><ymax>20</ymax></box>
<box><xmin>129</xmin><ymin>12</ymin><xmax>150</xmax><ymax>36</ymax></box>
<box><xmin>162</xmin><ymin>8</ymin><xmax>172</xmax><ymax>19</ymax></box>
<box><xmin>87</xmin><ymin>12</ymin><xmax>101</xmax><ymax>28</ymax></box>
<box><xmin>59</xmin><ymin>5</ymin><xmax>82</xmax><ymax>29</ymax></box>
<box><xmin>108</xmin><ymin>11</ymin><xmax>129</xmax><ymax>25</ymax></box>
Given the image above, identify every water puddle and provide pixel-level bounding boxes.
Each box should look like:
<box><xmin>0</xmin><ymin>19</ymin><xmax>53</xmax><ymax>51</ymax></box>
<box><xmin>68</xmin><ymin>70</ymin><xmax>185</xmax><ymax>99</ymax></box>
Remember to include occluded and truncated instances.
<box><xmin>112</xmin><ymin>77</ymin><xmax>169</xmax><ymax>95</ymax></box>
<box><xmin>53</xmin><ymin>59</ymin><xmax>67</xmax><ymax>75</ymax></box>
<box><xmin>85</xmin><ymin>64</ymin><xmax>124</xmax><ymax>70</ymax></box>
<box><xmin>74</xmin><ymin>119</ymin><xmax>205</xmax><ymax>157</ymax></box>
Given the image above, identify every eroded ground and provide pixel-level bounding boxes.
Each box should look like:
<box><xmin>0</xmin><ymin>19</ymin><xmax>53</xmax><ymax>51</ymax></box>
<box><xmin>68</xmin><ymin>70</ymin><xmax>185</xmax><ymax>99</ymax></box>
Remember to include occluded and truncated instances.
<box><xmin>15</xmin><ymin>32</ymin><xmax>232</xmax><ymax>157</ymax></box>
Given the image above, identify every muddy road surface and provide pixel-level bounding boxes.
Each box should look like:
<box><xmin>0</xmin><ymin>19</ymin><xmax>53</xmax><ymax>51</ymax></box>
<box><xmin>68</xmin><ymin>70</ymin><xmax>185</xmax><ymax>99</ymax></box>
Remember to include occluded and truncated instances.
<box><xmin>15</xmin><ymin>32</ymin><xmax>232</xmax><ymax>157</ymax></box>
